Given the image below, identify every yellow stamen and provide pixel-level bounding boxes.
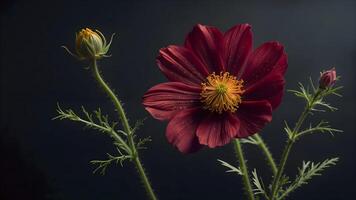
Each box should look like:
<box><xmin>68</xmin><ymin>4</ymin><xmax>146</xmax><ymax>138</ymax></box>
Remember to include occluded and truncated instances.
<box><xmin>81</xmin><ymin>28</ymin><xmax>96</xmax><ymax>38</ymax></box>
<box><xmin>200</xmin><ymin>72</ymin><xmax>244</xmax><ymax>114</ymax></box>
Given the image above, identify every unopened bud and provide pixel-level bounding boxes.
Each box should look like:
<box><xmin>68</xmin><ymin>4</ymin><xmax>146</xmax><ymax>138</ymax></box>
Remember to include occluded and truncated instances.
<box><xmin>319</xmin><ymin>68</ymin><xmax>337</xmax><ymax>89</ymax></box>
<box><xmin>63</xmin><ymin>28</ymin><xmax>114</xmax><ymax>60</ymax></box>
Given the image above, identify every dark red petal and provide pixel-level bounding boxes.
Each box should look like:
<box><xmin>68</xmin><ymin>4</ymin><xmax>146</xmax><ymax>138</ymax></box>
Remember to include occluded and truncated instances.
<box><xmin>157</xmin><ymin>45</ymin><xmax>210</xmax><ymax>85</ymax></box>
<box><xmin>243</xmin><ymin>73</ymin><xmax>285</xmax><ymax>109</ymax></box>
<box><xmin>224</xmin><ymin>24</ymin><xmax>253</xmax><ymax>76</ymax></box>
<box><xmin>241</xmin><ymin>41</ymin><xmax>287</xmax><ymax>85</ymax></box>
<box><xmin>196</xmin><ymin>112</ymin><xmax>240</xmax><ymax>148</ymax></box>
<box><xmin>166</xmin><ymin>108</ymin><xmax>203</xmax><ymax>153</ymax></box>
<box><xmin>142</xmin><ymin>82</ymin><xmax>201</xmax><ymax>121</ymax></box>
<box><xmin>184</xmin><ymin>24</ymin><xmax>225</xmax><ymax>73</ymax></box>
<box><xmin>235</xmin><ymin>100</ymin><xmax>272</xmax><ymax>138</ymax></box>
<box><xmin>239</xmin><ymin>42</ymin><xmax>287</xmax><ymax>109</ymax></box>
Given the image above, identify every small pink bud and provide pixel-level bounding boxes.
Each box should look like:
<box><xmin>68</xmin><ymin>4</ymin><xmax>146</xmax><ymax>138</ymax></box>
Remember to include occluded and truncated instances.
<box><xmin>319</xmin><ymin>68</ymin><xmax>337</xmax><ymax>89</ymax></box>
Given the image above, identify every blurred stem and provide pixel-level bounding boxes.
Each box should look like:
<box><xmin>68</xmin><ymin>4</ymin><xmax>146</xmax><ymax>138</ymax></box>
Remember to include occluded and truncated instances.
<box><xmin>92</xmin><ymin>59</ymin><xmax>158</xmax><ymax>200</ymax></box>
<box><xmin>252</xmin><ymin>134</ymin><xmax>277</xmax><ymax>175</ymax></box>
<box><xmin>233</xmin><ymin>139</ymin><xmax>255</xmax><ymax>200</ymax></box>
<box><xmin>270</xmin><ymin>90</ymin><xmax>321</xmax><ymax>200</ymax></box>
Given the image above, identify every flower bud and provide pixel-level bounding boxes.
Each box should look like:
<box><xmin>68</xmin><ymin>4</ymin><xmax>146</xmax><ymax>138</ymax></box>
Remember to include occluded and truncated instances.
<box><xmin>62</xmin><ymin>28</ymin><xmax>114</xmax><ymax>60</ymax></box>
<box><xmin>319</xmin><ymin>68</ymin><xmax>337</xmax><ymax>89</ymax></box>
<box><xmin>75</xmin><ymin>28</ymin><xmax>104</xmax><ymax>59</ymax></box>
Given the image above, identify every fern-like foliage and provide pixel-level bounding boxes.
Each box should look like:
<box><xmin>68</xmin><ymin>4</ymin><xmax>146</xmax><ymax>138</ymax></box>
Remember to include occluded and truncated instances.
<box><xmin>296</xmin><ymin>120</ymin><xmax>342</xmax><ymax>138</ymax></box>
<box><xmin>285</xmin><ymin>120</ymin><xmax>342</xmax><ymax>140</ymax></box>
<box><xmin>217</xmin><ymin>159</ymin><xmax>243</xmax><ymax>175</ymax></box>
<box><xmin>90</xmin><ymin>152</ymin><xmax>132</xmax><ymax>175</ymax></box>
<box><xmin>251</xmin><ymin>169</ymin><xmax>270</xmax><ymax>200</ymax></box>
<box><xmin>240</xmin><ymin>136</ymin><xmax>259</xmax><ymax>145</ymax></box>
<box><xmin>54</xmin><ymin>104</ymin><xmax>121</xmax><ymax>137</ymax></box>
<box><xmin>53</xmin><ymin>103</ymin><xmax>151</xmax><ymax>174</ymax></box>
<box><xmin>288</xmin><ymin>82</ymin><xmax>314</xmax><ymax>106</ymax></box>
<box><xmin>277</xmin><ymin>157</ymin><xmax>339</xmax><ymax>200</ymax></box>
<box><xmin>288</xmin><ymin>80</ymin><xmax>342</xmax><ymax>114</ymax></box>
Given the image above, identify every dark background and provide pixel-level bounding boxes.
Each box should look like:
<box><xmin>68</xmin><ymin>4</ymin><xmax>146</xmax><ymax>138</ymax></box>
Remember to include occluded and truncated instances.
<box><xmin>1</xmin><ymin>0</ymin><xmax>355</xmax><ymax>199</ymax></box>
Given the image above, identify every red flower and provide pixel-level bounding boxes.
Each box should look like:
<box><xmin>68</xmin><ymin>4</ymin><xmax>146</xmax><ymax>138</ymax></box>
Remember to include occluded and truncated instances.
<box><xmin>143</xmin><ymin>24</ymin><xmax>287</xmax><ymax>153</ymax></box>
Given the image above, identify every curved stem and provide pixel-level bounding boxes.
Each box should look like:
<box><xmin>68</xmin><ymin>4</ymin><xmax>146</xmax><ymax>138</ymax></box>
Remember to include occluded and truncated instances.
<box><xmin>252</xmin><ymin>134</ymin><xmax>277</xmax><ymax>175</ymax></box>
<box><xmin>270</xmin><ymin>90</ymin><xmax>321</xmax><ymax>200</ymax></box>
<box><xmin>92</xmin><ymin>59</ymin><xmax>158</xmax><ymax>200</ymax></box>
<box><xmin>92</xmin><ymin>59</ymin><xmax>131</xmax><ymax>134</ymax></box>
<box><xmin>269</xmin><ymin>109</ymin><xmax>308</xmax><ymax>199</ymax></box>
<box><xmin>233</xmin><ymin>139</ymin><xmax>255</xmax><ymax>200</ymax></box>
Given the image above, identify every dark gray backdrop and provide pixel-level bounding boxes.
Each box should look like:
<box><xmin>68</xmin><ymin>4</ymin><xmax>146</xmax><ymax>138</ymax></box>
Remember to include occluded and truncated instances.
<box><xmin>1</xmin><ymin>0</ymin><xmax>355</xmax><ymax>199</ymax></box>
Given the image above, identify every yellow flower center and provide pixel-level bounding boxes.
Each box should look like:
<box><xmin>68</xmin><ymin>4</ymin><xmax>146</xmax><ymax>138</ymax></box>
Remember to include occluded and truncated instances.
<box><xmin>200</xmin><ymin>72</ymin><xmax>244</xmax><ymax>114</ymax></box>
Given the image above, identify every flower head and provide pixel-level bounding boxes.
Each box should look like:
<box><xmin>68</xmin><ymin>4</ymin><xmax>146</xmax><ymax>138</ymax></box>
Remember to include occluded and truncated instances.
<box><xmin>200</xmin><ymin>72</ymin><xmax>244</xmax><ymax>114</ymax></box>
<box><xmin>143</xmin><ymin>24</ymin><xmax>288</xmax><ymax>153</ymax></box>
<box><xmin>63</xmin><ymin>28</ymin><xmax>114</xmax><ymax>60</ymax></box>
<box><xmin>319</xmin><ymin>68</ymin><xmax>337</xmax><ymax>89</ymax></box>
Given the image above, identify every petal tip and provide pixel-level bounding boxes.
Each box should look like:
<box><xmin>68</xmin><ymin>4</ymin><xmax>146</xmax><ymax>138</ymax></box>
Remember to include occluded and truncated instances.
<box><xmin>241</xmin><ymin>23</ymin><xmax>252</xmax><ymax>29</ymax></box>
<box><xmin>266</xmin><ymin>41</ymin><xmax>285</xmax><ymax>51</ymax></box>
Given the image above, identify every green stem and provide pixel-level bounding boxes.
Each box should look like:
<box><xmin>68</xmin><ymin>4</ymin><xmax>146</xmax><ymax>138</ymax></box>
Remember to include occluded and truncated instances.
<box><xmin>233</xmin><ymin>139</ymin><xmax>255</xmax><ymax>200</ymax></box>
<box><xmin>92</xmin><ymin>60</ymin><xmax>131</xmax><ymax>135</ymax></box>
<box><xmin>252</xmin><ymin>134</ymin><xmax>277</xmax><ymax>175</ymax></box>
<box><xmin>270</xmin><ymin>91</ymin><xmax>321</xmax><ymax>200</ymax></box>
<box><xmin>134</xmin><ymin>157</ymin><xmax>157</xmax><ymax>200</ymax></box>
<box><xmin>269</xmin><ymin>108</ymin><xmax>308</xmax><ymax>199</ymax></box>
<box><xmin>92</xmin><ymin>59</ymin><xmax>158</xmax><ymax>200</ymax></box>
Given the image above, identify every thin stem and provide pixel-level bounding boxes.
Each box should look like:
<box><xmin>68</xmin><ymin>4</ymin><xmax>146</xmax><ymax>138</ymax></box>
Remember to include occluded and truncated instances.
<box><xmin>92</xmin><ymin>60</ymin><xmax>131</xmax><ymax>135</ymax></box>
<box><xmin>252</xmin><ymin>134</ymin><xmax>277</xmax><ymax>175</ymax></box>
<box><xmin>134</xmin><ymin>157</ymin><xmax>157</xmax><ymax>200</ymax></box>
<box><xmin>233</xmin><ymin>139</ymin><xmax>255</xmax><ymax>200</ymax></box>
<box><xmin>92</xmin><ymin>59</ymin><xmax>158</xmax><ymax>200</ymax></box>
<box><xmin>270</xmin><ymin>108</ymin><xmax>308</xmax><ymax>199</ymax></box>
<box><xmin>270</xmin><ymin>90</ymin><xmax>321</xmax><ymax>200</ymax></box>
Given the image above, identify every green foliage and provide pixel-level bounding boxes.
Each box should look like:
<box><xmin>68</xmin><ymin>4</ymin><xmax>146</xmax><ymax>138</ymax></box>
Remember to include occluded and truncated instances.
<box><xmin>283</xmin><ymin>121</ymin><xmax>294</xmax><ymax>140</ymax></box>
<box><xmin>241</xmin><ymin>135</ymin><xmax>278</xmax><ymax>175</ymax></box>
<box><xmin>296</xmin><ymin>120</ymin><xmax>342</xmax><ymax>138</ymax></box>
<box><xmin>54</xmin><ymin>104</ymin><xmax>119</xmax><ymax>136</ymax></box>
<box><xmin>268</xmin><ymin>78</ymin><xmax>342</xmax><ymax>199</ymax></box>
<box><xmin>131</xmin><ymin>118</ymin><xmax>146</xmax><ymax>135</ymax></box>
<box><xmin>53</xmin><ymin>103</ymin><xmax>151</xmax><ymax>174</ymax></box>
<box><xmin>277</xmin><ymin>158</ymin><xmax>339</xmax><ymax>200</ymax></box>
<box><xmin>251</xmin><ymin>169</ymin><xmax>269</xmax><ymax>200</ymax></box>
<box><xmin>284</xmin><ymin>120</ymin><xmax>342</xmax><ymax>140</ymax></box>
<box><xmin>288</xmin><ymin>79</ymin><xmax>342</xmax><ymax>114</ymax></box>
<box><xmin>288</xmin><ymin>82</ymin><xmax>314</xmax><ymax>106</ymax></box>
<box><xmin>91</xmin><ymin>152</ymin><xmax>131</xmax><ymax>175</ymax></box>
<box><xmin>240</xmin><ymin>136</ymin><xmax>259</xmax><ymax>145</ymax></box>
<box><xmin>285</xmin><ymin>79</ymin><xmax>342</xmax><ymax>141</ymax></box>
<box><xmin>224</xmin><ymin>146</ymin><xmax>340</xmax><ymax>200</ymax></box>
<box><xmin>136</xmin><ymin>136</ymin><xmax>152</xmax><ymax>150</ymax></box>
<box><xmin>217</xmin><ymin>159</ymin><xmax>243</xmax><ymax>175</ymax></box>
<box><xmin>277</xmin><ymin>175</ymin><xmax>291</xmax><ymax>194</ymax></box>
<box><xmin>223</xmin><ymin>75</ymin><xmax>342</xmax><ymax>200</ymax></box>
